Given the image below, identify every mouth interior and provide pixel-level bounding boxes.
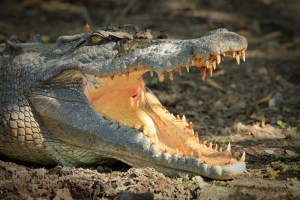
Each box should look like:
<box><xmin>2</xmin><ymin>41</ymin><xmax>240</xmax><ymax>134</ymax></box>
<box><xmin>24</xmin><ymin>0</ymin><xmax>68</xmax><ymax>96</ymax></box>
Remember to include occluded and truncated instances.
<box><xmin>80</xmin><ymin>50</ymin><xmax>246</xmax><ymax>166</ymax></box>
<box><xmin>83</xmin><ymin>68</ymin><xmax>199</xmax><ymax>156</ymax></box>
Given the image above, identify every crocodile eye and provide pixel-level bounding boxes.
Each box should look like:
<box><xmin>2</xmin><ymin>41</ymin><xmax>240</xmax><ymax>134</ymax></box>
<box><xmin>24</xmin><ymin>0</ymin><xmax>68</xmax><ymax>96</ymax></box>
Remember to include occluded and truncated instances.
<box><xmin>90</xmin><ymin>35</ymin><xmax>102</xmax><ymax>45</ymax></box>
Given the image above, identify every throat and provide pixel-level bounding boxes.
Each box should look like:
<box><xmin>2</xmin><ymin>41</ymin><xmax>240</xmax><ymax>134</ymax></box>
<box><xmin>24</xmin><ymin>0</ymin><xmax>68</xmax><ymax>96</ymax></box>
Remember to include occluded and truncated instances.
<box><xmin>82</xmin><ymin>70</ymin><xmax>198</xmax><ymax>156</ymax></box>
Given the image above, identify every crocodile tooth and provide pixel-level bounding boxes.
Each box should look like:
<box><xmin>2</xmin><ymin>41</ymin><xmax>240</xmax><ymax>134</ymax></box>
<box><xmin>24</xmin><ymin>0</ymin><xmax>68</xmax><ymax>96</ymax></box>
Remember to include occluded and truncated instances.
<box><xmin>213</xmin><ymin>60</ymin><xmax>217</xmax><ymax>70</ymax></box>
<box><xmin>185</xmin><ymin>65</ymin><xmax>190</xmax><ymax>72</ymax></box>
<box><xmin>206</xmin><ymin>58</ymin><xmax>210</xmax><ymax>69</ymax></box>
<box><xmin>176</xmin><ymin>114</ymin><xmax>180</xmax><ymax>120</ymax></box>
<box><xmin>162</xmin><ymin>152</ymin><xmax>171</xmax><ymax>161</ymax></box>
<box><xmin>154</xmin><ymin>137</ymin><xmax>159</xmax><ymax>145</ymax></box>
<box><xmin>169</xmin><ymin>71</ymin><xmax>174</xmax><ymax>81</ymax></box>
<box><xmin>226</xmin><ymin>142</ymin><xmax>231</xmax><ymax>153</ymax></box>
<box><xmin>216</xmin><ymin>55</ymin><xmax>221</xmax><ymax>65</ymax></box>
<box><xmin>182</xmin><ymin>115</ymin><xmax>187</xmax><ymax>123</ymax></box>
<box><xmin>208</xmin><ymin>66</ymin><xmax>213</xmax><ymax>77</ymax></box>
<box><xmin>222</xmin><ymin>52</ymin><xmax>226</xmax><ymax>57</ymax></box>
<box><xmin>235</xmin><ymin>54</ymin><xmax>240</xmax><ymax>65</ymax></box>
<box><xmin>125</xmin><ymin>71</ymin><xmax>130</xmax><ymax>78</ymax></box>
<box><xmin>200</xmin><ymin>67</ymin><xmax>206</xmax><ymax>81</ymax></box>
<box><xmin>232</xmin><ymin>51</ymin><xmax>236</xmax><ymax>58</ymax></box>
<box><xmin>149</xmin><ymin>70</ymin><xmax>154</xmax><ymax>77</ymax></box>
<box><xmin>158</xmin><ymin>73</ymin><xmax>165</xmax><ymax>82</ymax></box>
<box><xmin>239</xmin><ymin>152</ymin><xmax>246</xmax><ymax>162</ymax></box>
<box><xmin>110</xmin><ymin>75</ymin><xmax>114</xmax><ymax>80</ymax></box>
<box><xmin>208</xmin><ymin>142</ymin><xmax>212</xmax><ymax>149</ymax></box>
<box><xmin>197</xmin><ymin>149</ymin><xmax>201</xmax><ymax>157</ymax></box>
<box><xmin>194</xmin><ymin>131</ymin><xmax>199</xmax><ymax>139</ymax></box>
<box><xmin>214</xmin><ymin>144</ymin><xmax>218</xmax><ymax>151</ymax></box>
<box><xmin>188</xmin><ymin>122</ymin><xmax>193</xmax><ymax>130</ymax></box>
<box><xmin>241</xmin><ymin>50</ymin><xmax>246</xmax><ymax>62</ymax></box>
<box><xmin>190</xmin><ymin>151</ymin><xmax>194</xmax><ymax>157</ymax></box>
<box><xmin>175</xmin><ymin>148</ymin><xmax>179</xmax><ymax>155</ymax></box>
<box><xmin>219</xmin><ymin>147</ymin><xmax>223</xmax><ymax>152</ymax></box>
<box><xmin>178</xmin><ymin>67</ymin><xmax>183</xmax><ymax>76</ymax></box>
<box><xmin>230</xmin><ymin>158</ymin><xmax>235</xmax><ymax>164</ymax></box>
<box><xmin>191</xmin><ymin>59</ymin><xmax>195</xmax><ymax>66</ymax></box>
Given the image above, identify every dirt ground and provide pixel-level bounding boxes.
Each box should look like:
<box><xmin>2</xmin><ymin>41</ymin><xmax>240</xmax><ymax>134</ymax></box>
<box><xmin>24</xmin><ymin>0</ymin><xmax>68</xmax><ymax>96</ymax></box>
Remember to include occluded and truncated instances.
<box><xmin>0</xmin><ymin>0</ymin><xmax>300</xmax><ymax>199</ymax></box>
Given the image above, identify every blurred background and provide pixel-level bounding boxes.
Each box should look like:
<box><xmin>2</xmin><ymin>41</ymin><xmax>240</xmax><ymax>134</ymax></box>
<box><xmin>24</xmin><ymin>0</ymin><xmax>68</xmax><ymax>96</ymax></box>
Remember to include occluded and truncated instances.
<box><xmin>0</xmin><ymin>0</ymin><xmax>299</xmax><ymax>41</ymax></box>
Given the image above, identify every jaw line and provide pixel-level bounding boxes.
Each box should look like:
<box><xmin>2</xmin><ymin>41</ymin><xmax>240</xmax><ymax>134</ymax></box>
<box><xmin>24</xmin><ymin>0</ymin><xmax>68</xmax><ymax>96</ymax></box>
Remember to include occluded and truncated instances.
<box><xmin>79</xmin><ymin>48</ymin><xmax>247</xmax><ymax>178</ymax></box>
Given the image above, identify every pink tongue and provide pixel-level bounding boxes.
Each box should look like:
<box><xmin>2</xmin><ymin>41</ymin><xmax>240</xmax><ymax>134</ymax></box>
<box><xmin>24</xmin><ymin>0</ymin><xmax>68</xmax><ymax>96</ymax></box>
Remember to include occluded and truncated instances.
<box><xmin>129</xmin><ymin>85</ymin><xmax>140</xmax><ymax>97</ymax></box>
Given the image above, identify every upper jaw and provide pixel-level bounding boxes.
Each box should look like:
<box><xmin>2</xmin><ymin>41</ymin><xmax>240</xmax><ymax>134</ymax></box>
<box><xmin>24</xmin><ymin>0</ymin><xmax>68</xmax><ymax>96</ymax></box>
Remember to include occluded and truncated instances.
<box><xmin>39</xmin><ymin>28</ymin><xmax>247</xmax><ymax>179</ymax></box>
<box><xmin>41</xmin><ymin>28</ymin><xmax>247</xmax><ymax>82</ymax></box>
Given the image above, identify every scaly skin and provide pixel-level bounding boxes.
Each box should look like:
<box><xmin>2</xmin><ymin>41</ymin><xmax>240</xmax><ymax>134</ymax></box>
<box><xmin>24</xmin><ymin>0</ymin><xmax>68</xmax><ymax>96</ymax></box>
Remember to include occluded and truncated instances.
<box><xmin>0</xmin><ymin>26</ymin><xmax>247</xmax><ymax>179</ymax></box>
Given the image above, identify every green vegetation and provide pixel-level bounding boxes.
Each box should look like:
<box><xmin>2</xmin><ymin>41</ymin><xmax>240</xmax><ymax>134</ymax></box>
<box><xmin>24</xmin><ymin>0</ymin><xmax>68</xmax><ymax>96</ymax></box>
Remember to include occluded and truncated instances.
<box><xmin>282</xmin><ymin>106</ymin><xmax>292</xmax><ymax>113</ymax></box>
<box><xmin>176</xmin><ymin>177</ymin><xmax>183</xmax><ymax>182</ymax></box>
<box><xmin>250</xmin><ymin>137</ymin><xmax>257</xmax><ymax>143</ymax></box>
<box><xmin>271</xmin><ymin>161</ymin><xmax>290</xmax><ymax>173</ymax></box>
<box><xmin>150</xmin><ymin>77</ymin><xmax>159</xmax><ymax>86</ymax></box>
<box><xmin>220</xmin><ymin>136</ymin><xmax>230</xmax><ymax>144</ymax></box>
<box><xmin>282</xmin><ymin>140</ymin><xmax>288</xmax><ymax>146</ymax></box>
<box><xmin>296</xmin><ymin>124</ymin><xmax>300</xmax><ymax>131</ymax></box>
<box><xmin>267</xmin><ymin>167</ymin><xmax>279</xmax><ymax>180</ymax></box>
<box><xmin>287</xmin><ymin>177</ymin><xmax>298</xmax><ymax>186</ymax></box>
<box><xmin>276</xmin><ymin>120</ymin><xmax>286</xmax><ymax>129</ymax></box>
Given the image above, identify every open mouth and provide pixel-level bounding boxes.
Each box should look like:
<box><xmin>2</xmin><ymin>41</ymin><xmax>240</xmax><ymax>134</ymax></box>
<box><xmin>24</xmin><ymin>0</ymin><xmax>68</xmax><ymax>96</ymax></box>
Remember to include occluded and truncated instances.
<box><xmin>82</xmin><ymin>50</ymin><xmax>246</xmax><ymax>168</ymax></box>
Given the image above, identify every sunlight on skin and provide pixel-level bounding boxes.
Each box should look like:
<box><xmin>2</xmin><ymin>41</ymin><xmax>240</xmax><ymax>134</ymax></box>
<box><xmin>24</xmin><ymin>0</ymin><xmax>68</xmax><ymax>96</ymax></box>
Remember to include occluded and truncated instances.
<box><xmin>81</xmin><ymin>68</ymin><xmax>239</xmax><ymax>165</ymax></box>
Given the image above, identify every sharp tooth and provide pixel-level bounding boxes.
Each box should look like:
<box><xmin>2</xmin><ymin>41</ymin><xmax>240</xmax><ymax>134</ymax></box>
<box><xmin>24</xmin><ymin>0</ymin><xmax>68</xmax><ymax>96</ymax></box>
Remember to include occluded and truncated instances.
<box><xmin>209</xmin><ymin>142</ymin><xmax>212</xmax><ymax>149</ymax></box>
<box><xmin>191</xmin><ymin>59</ymin><xmax>195</xmax><ymax>66</ymax></box>
<box><xmin>200</xmin><ymin>67</ymin><xmax>206</xmax><ymax>81</ymax></box>
<box><xmin>206</xmin><ymin>58</ymin><xmax>210</xmax><ymax>69</ymax></box>
<box><xmin>169</xmin><ymin>71</ymin><xmax>174</xmax><ymax>81</ymax></box>
<box><xmin>209</xmin><ymin>66</ymin><xmax>213</xmax><ymax>77</ymax></box>
<box><xmin>232</xmin><ymin>51</ymin><xmax>236</xmax><ymax>58</ymax></box>
<box><xmin>158</xmin><ymin>73</ymin><xmax>165</xmax><ymax>82</ymax></box>
<box><xmin>216</xmin><ymin>55</ymin><xmax>221</xmax><ymax>65</ymax></box>
<box><xmin>125</xmin><ymin>71</ymin><xmax>130</xmax><ymax>78</ymax></box>
<box><xmin>110</xmin><ymin>75</ymin><xmax>114</xmax><ymax>80</ymax></box>
<box><xmin>213</xmin><ymin>60</ymin><xmax>217</xmax><ymax>70</ymax></box>
<box><xmin>175</xmin><ymin>148</ymin><xmax>179</xmax><ymax>155</ymax></box>
<box><xmin>197</xmin><ymin>149</ymin><xmax>201</xmax><ymax>157</ymax></box>
<box><xmin>241</xmin><ymin>50</ymin><xmax>246</xmax><ymax>62</ymax></box>
<box><xmin>178</xmin><ymin>67</ymin><xmax>183</xmax><ymax>76</ymax></box>
<box><xmin>176</xmin><ymin>115</ymin><xmax>180</xmax><ymax>120</ymax></box>
<box><xmin>239</xmin><ymin>152</ymin><xmax>246</xmax><ymax>162</ymax></box>
<box><xmin>150</xmin><ymin>70</ymin><xmax>154</xmax><ymax>77</ymax></box>
<box><xmin>222</xmin><ymin>52</ymin><xmax>226</xmax><ymax>57</ymax></box>
<box><xmin>219</xmin><ymin>147</ymin><xmax>222</xmax><ymax>152</ymax></box>
<box><xmin>182</xmin><ymin>115</ymin><xmax>187</xmax><ymax>123</ymax></box>
<box><xmin>235</xmin><ymin>54</ymin><xmax>240</xmax><ymax>65</ymax></box>
<box><xmin>188</xmin><ymin>122</ymin><xmax>193</xmax><ymax>130</ymax></box>
<box><xmin>185</xmin><ymin>65</ymin><xmax>190</xmax><ymax>72</ymax></box>
<box><xmin>214</xmin><ymin>144</ymin><xmax>218</xmax><ymax>151</ymax></box>
<box><xmin>194</xmin><ymin>131</ymin><xmax>199</xmax><ymax>139</ymax></box>
<box><xmin>190</xmin><ymin>151</ymin><xmax>194</xmax><ymax>157</ymax></box>
<box><xmin>226</xmin><ymin>142</ymin><xmax>231</xmax><ymax>153</ymax></box>
<box><xmin>229</xmin><ymin>158</ymin><xmax>235</xmax><ymax>164</ymax></box>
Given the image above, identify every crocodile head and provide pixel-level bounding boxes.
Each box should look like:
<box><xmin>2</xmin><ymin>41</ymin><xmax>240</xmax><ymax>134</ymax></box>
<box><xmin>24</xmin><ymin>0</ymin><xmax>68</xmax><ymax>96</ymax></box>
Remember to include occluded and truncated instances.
<box><xmin>1</xmin><ymin>26</ymin><xmax>247</xmax><ymax>179</ymax></box>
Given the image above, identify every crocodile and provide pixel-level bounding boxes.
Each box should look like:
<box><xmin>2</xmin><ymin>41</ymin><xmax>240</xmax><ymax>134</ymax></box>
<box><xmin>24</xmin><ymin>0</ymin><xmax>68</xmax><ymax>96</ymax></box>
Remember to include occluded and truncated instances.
<box><xmin>0</xmin><ymin>25</ymin><xmax>247</xmax><ymax>180</ymax></box>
